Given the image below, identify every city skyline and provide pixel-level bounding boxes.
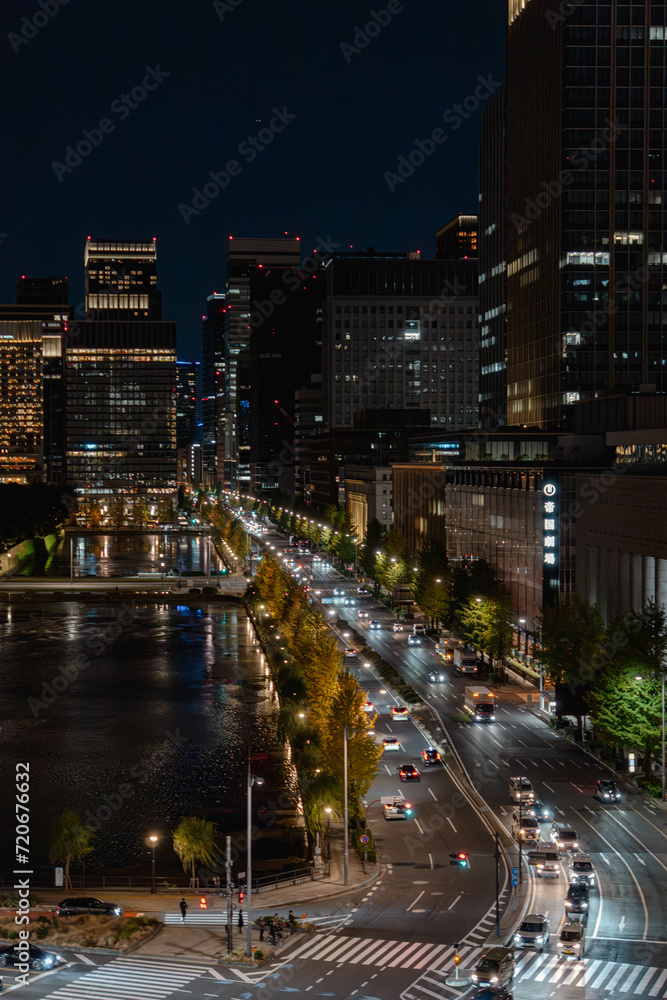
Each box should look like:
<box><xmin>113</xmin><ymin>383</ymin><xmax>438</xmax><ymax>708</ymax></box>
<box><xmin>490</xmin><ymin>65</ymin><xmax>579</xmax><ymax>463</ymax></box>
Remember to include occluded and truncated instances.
<box><xmin>1</xmin><ymin>0</ymin><xmax>505</xmax><ymax>358</ymax></box>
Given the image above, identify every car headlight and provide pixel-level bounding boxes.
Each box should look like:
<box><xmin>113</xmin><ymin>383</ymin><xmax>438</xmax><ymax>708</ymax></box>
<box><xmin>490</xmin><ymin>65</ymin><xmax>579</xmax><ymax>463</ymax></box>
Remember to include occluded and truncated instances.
<box><xmin>581</xmin><ymin>902</ymin><xmax>588</xmax><ymax>908</ymax></box>
<box><xmin>471</xmin><ymin>974</ymin><xmax>478</xmax><ymax>981</ymax></box>
<box><xmin>514</xmin><ymin>934</ymin><xmax>521</xmax><ymax>943</ymax></box>
<box><xmin>491</xmin><ymin>977</ymin><xmax>498</xmax><ymax>983</ymax></box>
<box><xmin>534</xmin><ymin>935</ymin><xmax>543</xmax><ymax>944</ymax></box>
<box><xmin>557</xmin><ymin>941</ymin><xmax>563</xmax><ymax>948</ymax></box>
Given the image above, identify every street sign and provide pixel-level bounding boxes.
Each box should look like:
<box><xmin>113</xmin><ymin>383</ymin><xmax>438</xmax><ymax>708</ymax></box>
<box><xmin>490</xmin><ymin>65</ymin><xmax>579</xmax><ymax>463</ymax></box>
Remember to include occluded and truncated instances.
<box><xmin>381</xmin><ymin>795</ymin><xmax>396</xmax><ymax>805</ymax></box>
<box><xmin>237</xmin><ymin>871</ymin><xmax>246</xmax><ymax>879</ymax></box>
<box><xmin>360</xmin><ymin>835</ymin><xmax>369</xmax><ymax>844</ymax></box>
<box><xmin>321</xmin><ymin>598</ymin><xmax>333</xmax><ymax>604</ymax></box>
<box><xmin>54</xmin><ymin>867</ymin><xmax>63</xmax><ymax>887</ymax></box>
<box><xmin>511</xmin><ymin>866</ymin><xmax>519</xmax><ymax>887</ymax></box>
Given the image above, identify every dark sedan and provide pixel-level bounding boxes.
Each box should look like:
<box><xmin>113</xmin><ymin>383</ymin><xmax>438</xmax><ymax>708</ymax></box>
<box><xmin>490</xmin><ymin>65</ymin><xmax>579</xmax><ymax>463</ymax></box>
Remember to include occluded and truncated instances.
<box><xmin>0</xmin><ymin>944</ymin><xmax>64</xmax><ymax>970</ymax></box>
<box><xmin>57</xmin><ymin>896</ymin><xmax>123</xmax><ymax>917</ymax></box>
<box><xmin>397</xmin><ymin>763</ymin><xmax>420</xmax><ymax>781</ymax></box>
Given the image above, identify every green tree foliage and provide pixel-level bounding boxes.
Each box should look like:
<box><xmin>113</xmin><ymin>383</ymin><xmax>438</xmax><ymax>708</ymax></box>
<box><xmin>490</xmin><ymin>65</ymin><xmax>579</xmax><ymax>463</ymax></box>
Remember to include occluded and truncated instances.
<box><xmin>49</xmin><ymin>812</ymin><xmax>94</xmax><ymax>890</ymax></box>
<box><xmin>460</xmin><ymin>589</ymin><xmax>513</xmax><ymax>666</ymax></box>
<box><xmin>172</xmin><ymin>817</ymin><xmax>217</xmax><ymax>885</ymax></box>
<box><xmin>320</xmin><ymin>669</ymin><xmax>381</xmax><ymax>814</ymax></box>
<box><xmin>108</xmin><ymin>497</ymin><xmax>125</xmax><ymax>530</ymax></box>
<box><xmin>131</xmin><ymin>499</ymin><xmax>150</xmax><ymax>529</ymax></box>
<box><xmin>587</xmin><ymin>669</ymin><xmax>661</xmax><ymax>779</ymax></box>
<box><xmin>537</xmin><ymin>597</ymin><xmax>606</xmax><ymax>686</ymax></box>
<box><xmin>360</xmin><ymin>518</ymin><xmax>384</xmax><ymax>576</ymax></box>
<box><xmin>412</xmin><ymin>539</ymin><xmax>451</xmax><ymax>627</ymax></box>
<box><xmin>0</xmin><ymin>484</ymin><xmax>72</xmax><ymax>553</ymax></box>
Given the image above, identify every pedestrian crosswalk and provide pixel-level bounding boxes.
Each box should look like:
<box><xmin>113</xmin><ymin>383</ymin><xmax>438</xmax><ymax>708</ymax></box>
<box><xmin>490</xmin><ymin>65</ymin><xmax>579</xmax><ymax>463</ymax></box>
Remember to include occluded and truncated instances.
<box><xmin>288</xmin><ymin>934</ymin><xmax>667</xmax><ymax>998</ymax></box>
<box><xmin>404</xmin><ymin>946</ymin><xmax>667</xmax><ymax>1000</ymax></box>
<box><xmin>164</xmin><ymin>909</ymin><xmax>246</xmax><ymax>925</ymax></box>
<box><xmin>39</xmin><ymin>956</ymin><xmax>206</xmax><ymax>1000</ymax></box>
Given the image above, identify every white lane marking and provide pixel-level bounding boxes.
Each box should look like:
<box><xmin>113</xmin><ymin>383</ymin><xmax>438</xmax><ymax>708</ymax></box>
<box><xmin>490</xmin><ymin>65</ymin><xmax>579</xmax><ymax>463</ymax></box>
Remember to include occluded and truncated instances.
<box><xmin>384</xmin><ymin>764</ymin><xmax>392</xmax><ymax>775</ymax></box>
<box><xmin>600</xmin><ymin>852</ymin><xmax>611</xmax><ymax>865</ymax></box>
<box><xmin>542</xmin><ymin>759</ymin><xmax>555</xmax><ymax>769</ymax></box>
<box><xmin>516</xmin><ymin>739</ymin><xmax>528</xmax><ymax>747</ymax></box>
<box><xmin>406</xmin><ymin>890</ymin><xmax>425</xmax><ymax>912</ymax></box>
<box><xmin>572</xmin><ymin>807</ymin><xmax>649</xmax><ymax>940</ymax></box>
<box><xmin>447</xmin><ymin>818</ymin><xmax>457</xmax><ymax>832</ymax></box>
<box><xmin>570</xmin><ymin>782</ymin><xmax>586</xmax><ymax>793</ymax></box>
<box><xmin>448</xmin><ymin>894</ymin><xmax>462</xmax><ymax>910</ymax></box>
<box><xmin>620</xmin><ymin>915</ymin><xmax>626</xmax><ymax>932</ymax></box>
<box><xmin>428</xmin><ymin>787</ymin><xmax>437</xmax><ymax>801</ymax></box>
<box><xmin>592</xmin><ymin>876</ymin><xmax>605</xmax><ymax>938</ymax></box>
<box><xmin>601</xmin><ymin>806</ymin><xmax>667</xmax><ymax>874</ymax></box>
<box><xmin>429</xmin><ymin>853</ymin><xmax>434</xmax><ymax>869</ymax></box>
<box><xmin>543</xmin><ymin>782</ymin><xmax>556</xmax><ymax>793</ymax></box>
<box><xmin>634</xmin><ymin>853</ymin><xmax>647</xmax><ymax>866</ymax></box>
<box><xmin>74</xmin><ymin>953</ymin><xmax>96</xmax><ymax>965</ymax></box>
<box><xmin>414</xmin><ymin>819</ymin><xmax>424</xmax><ymax>835</ymax></box>
<box><xmin>487</xmin><ymin>758</ymin><xmax>500</xmax><ymax>769</ymax></box>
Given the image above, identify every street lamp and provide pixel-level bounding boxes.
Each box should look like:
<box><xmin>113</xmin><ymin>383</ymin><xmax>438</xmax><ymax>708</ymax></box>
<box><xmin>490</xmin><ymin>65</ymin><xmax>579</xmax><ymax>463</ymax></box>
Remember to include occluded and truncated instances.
<box><xmin>160</xmin><ymin>561</ymin><xmax>165</xmax><ymax>586</ymax></box>
<box><xmin>324</xmin><ymin>807</ymin><xmax>332</xmax><ymax>859</ymax></box>
<box><xmin>149</xmin><ymin>835</ymin><xmax>159</xmax><ymax>893</ymax></box>
<box><xmin>246</xmin><ymin>768</ymin><xmax>263</xmax><ymax>956</ymax></box>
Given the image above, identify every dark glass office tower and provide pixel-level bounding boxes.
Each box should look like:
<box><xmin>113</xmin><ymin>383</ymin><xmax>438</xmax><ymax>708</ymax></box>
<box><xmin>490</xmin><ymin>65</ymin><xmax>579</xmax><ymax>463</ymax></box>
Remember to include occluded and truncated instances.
<box><xmin>479</xmin><ymin>90</ymin><xmax>508</xmax><ymax>427</ymax></box>
<box><xmin>435</xmin><ymin>215</ymin><xmax>478</xmax><ymax>259</ymax></box>
<box><xmin>506</xmin><ymin>0</ymin><xmax>667</xmax><ymax>427</ymax></box>
<box><xmin>176</xmin><ymin>361</ymin><xmax>200</xmax><ymax>448</ymax></box>
<box><xmin>201</xmin><ymin>293</ymin><xmax>226</xmax><ymax>486</ymax></box>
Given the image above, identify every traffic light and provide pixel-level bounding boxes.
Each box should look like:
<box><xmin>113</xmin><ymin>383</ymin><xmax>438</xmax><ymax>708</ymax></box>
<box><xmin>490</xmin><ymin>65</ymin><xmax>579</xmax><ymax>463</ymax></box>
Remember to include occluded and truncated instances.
<box><xmin>199</xmin><ymin>896</ymin><xmax>208</xmax><ymax>909</ymax></box>
<box><xmin>239</xmin><ymin>890</ymin><xmax>244</xmax><ymax>904</ymax></box>
<box><xmin>449</xmin><ymin>852</ymin><xmax>469</xmax><ymax>867</ymax></box>
<box><xmin>404</xmin><ymin>803</ymin><xmax>413</xmax><ymax>816</ymax></box>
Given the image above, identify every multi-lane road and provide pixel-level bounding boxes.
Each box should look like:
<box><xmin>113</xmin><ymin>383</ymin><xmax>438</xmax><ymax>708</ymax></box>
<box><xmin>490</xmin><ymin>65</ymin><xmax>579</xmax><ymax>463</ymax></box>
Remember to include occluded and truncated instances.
<box><xmin>10</xmin><ymin>521</ymin><xmax>667</xmax><ymax>999</ymax></box>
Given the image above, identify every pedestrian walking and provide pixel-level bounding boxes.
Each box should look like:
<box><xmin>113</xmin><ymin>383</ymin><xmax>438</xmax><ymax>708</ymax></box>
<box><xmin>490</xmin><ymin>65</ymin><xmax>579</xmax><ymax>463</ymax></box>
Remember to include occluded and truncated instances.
<box><xmin>238</xmin><ymin>909</ymin><xmax>244</xmax><ymax>934</ymax></box>
<box><xmin>258</xmin><ymin>916</ymin><xmax>265</xmax><ymax>942</ymax></box>
<box><xmin>179</xmin><ymin>897</ymin><xmax>188</xmax><ymax>923</ymax></box>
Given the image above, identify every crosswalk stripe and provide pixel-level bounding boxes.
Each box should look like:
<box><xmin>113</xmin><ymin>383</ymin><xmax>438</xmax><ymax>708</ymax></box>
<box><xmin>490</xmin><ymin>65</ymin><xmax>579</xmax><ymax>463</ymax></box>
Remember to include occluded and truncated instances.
<box><xmin>313</xmin><ymin>936</ymin><xmax>350</xmax><ymax>961</ymax></box>
<box><xmin>636</xmin><ymin>968</ymin><xmax>660</xmax><ymax>994</ymax></box>
<box><xmin>285</xmin><ymin>934</ymin><xmax>331</xmax><ymax>961</ymax></box>
<box><xmin>535</xmin><ymin>955</ymin><xmax>560</xmax><ymax>981</ymax></box>
<box><xmin>348</xmin><ymin>940</ymin><xmax>388</xmax><ymax>964</ymax></box>
<box><xmin>591</xmin><ymin>962</ymin><xmax>617</xmax><ymax>990</ymax></box>
<box><xmin>40</xmin><ymin>955</ymin><xmax>206</xmax><ymax>1000</ymax></box>
<box><xmin>563</xmin><ymin>964</ymin><xmax>586</xmax><ymax>987</ymax></box>
<box><xmin>415</xmin><ymin>944</ymin><xmax>450</xmax><ymax>969</ymax></box>
<box><xmin>336</xmin><ymin>939</ymin><xmax>376</xmax><ymax>963</ymax></box>
<box><xmin>621</xmin><ymin>966</ymin><xmax>646</xmax><ymax>993</ymax></box>
<box><xmin>400</xmin><ymin>943</ymin><xmax>437</xmax><ymax>968</ymax></box>
<box><xmin>386</xmin><ymin>941</ymin><xmax>427</xmax><ymax>967</ymax></box>
<box><xmin>648</xmin><ymin>969</ymin><xmax>667</xmax><ymax>996</ymax></box>
<box><xmin>581</xmin><ymin>960</ymin><xmax>604</xmax><ymax>985</ymax></box>
<box><xmin>362</xmin><ymin>940</ymin><xmax>401</xmax><ymax>965</ymax></box>
<box><xmin>515</xmin><ymin>951</ymin><xmax>548</xmax><ymax>976</ymax></box>
<box><xmin>548</xmin><ymin>960</ymin><xmax>572</xmax><ymax>985</ymax></box>
<box><xmin>606</xmin><ymin>965</ymin><xmax>632</xmax><ymax>992</ymax></box>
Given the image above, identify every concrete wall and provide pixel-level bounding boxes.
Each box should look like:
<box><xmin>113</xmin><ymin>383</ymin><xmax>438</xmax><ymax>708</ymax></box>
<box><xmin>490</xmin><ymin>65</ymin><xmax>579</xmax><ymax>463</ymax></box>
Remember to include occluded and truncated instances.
<box><xmin>0</xmin><ymin>533</ymin><xmax>60</xmax><ymax>577</ymax></box>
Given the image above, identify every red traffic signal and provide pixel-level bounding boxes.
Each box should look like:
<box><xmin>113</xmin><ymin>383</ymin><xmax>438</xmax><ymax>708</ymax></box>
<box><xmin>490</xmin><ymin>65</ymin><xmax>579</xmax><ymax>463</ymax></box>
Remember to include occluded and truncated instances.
<box><xmin>449</xmin><ymin>852</ymin><xmax>469</xmax><ymax>867</ymax></box>
<box><xmin>239</xmin><ymin>890</ymin><xmax>244</xmax><ymax>903</ymax></box>
<box><xmin>199</xmin><ymin>896</ymin><xmax>208</xmax><ymax>909</ymax></box>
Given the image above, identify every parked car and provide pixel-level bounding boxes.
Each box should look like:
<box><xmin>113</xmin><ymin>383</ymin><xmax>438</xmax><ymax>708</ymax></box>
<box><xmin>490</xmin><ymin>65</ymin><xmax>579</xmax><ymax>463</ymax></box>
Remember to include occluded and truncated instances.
<box><xmin>514</xmin><ymin>914</ymin><xmax>550</xmax><ymax>951</ymax></box>
<box><xmin>57</xmin><ymin>897</ymin><xmax>123</xmax><ymax>917</ymax></box>
<box><xmin>471</xmin><ymin>948</ymin><xmax>515</xmax><ymax>987</ymax></box>
<box><xmin>595</xmin><ymin>779</ymin><xmax>621</xmax><ymax>803</ymax></box>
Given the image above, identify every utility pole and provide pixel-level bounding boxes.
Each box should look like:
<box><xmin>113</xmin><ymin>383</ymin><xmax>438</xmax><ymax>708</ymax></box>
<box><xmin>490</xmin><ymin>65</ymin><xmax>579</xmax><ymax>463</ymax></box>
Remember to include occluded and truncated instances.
<box><xmin>343</xmin><ymin>725</ymin><xmax>349</xmax><ymax>886</ymax></box>
<box><xmin>495</xmin><ymin>831</ymin><xmax>500</xmax><ymax>936</ymax></box>
<box><xmin>225</xmin><ymin>836</ymin><xmax>232</xmax><ymax>955</ymax></box>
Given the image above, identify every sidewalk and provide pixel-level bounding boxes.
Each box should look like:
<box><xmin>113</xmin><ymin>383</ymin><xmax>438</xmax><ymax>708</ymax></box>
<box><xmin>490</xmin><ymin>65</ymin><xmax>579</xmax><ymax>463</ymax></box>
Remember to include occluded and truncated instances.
<box><xmin>33</xmin><ymin>828</ymin><xmax>377</xmax><ymax>964</ymax></box>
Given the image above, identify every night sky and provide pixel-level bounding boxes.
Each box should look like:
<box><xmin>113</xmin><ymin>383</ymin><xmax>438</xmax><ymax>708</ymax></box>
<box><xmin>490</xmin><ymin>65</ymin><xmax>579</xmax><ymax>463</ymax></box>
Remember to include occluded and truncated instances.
<box><xmin>2</xmin><ymin>0</ymin><xmax>506</xmax><ymax>358</ymax></box>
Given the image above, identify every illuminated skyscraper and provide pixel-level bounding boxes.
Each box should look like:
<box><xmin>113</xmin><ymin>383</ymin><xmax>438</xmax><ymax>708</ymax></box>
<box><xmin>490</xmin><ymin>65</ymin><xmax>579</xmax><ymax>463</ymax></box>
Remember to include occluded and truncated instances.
<box><xmin>84</xmin><ymin>238</ymin><xmax>161</xmax><ymax>320</ymax></box>
<box><xmin>436</xmin><ymin>215</ymin><xmax>478</xmax><ymax>259</ymax></box>
<box><xmin>505</xmin><ymin>0</ymin><xmax>667</xmax><ymax>427</ymax></box>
